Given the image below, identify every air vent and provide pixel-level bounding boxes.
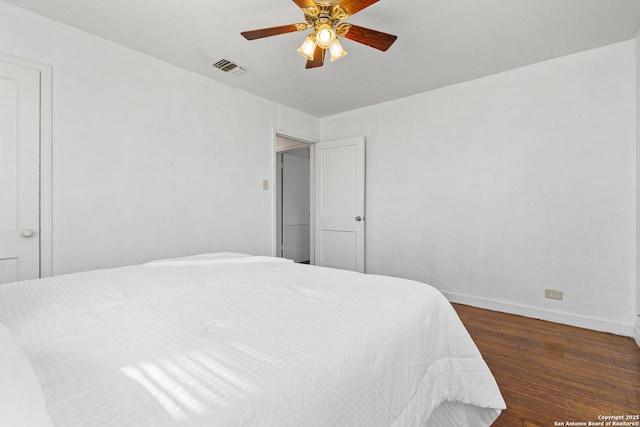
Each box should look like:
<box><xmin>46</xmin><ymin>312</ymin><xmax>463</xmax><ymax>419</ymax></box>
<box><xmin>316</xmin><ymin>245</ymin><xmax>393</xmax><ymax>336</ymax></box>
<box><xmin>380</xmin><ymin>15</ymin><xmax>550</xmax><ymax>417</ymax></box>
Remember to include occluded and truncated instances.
<box><xmin>211</xmin><ymin>59</ymin><xmax>248</xmax><ymax>77</ymax></box>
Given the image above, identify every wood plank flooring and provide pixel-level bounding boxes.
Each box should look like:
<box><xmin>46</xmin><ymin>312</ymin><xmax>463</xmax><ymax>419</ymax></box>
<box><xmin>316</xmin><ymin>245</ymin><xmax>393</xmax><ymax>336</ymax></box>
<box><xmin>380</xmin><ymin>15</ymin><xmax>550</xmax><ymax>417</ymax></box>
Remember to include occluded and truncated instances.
<box><xmin>452</xmin><ymin>303</ymin><xmax>640</xmax><ymax>427</ymax></box>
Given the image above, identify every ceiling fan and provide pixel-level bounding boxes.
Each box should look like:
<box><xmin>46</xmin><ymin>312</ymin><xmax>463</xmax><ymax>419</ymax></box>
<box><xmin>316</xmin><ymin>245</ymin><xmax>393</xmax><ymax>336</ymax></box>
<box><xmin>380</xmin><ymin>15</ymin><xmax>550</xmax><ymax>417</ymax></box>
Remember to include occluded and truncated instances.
<box><xmin>241</xmin><ymin>0</ymin><xmax>397</xmax><ymax>69</ymax></box>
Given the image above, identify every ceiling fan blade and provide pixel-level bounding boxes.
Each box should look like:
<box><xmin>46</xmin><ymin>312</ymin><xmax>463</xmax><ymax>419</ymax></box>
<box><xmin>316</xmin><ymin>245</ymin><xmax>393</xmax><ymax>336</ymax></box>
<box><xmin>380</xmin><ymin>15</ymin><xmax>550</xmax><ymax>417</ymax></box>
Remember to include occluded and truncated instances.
<box><xmin>339</xmin><ymin>0</ymin><xmax>379</xmax><ymax>16</ymax></box>
<box><xmin>305</xmin><ymin>46</ymin><xmax>325</xmax><ymax>69</ymax></box>
<box><xmin>292</xmin><ymin>0</ymin><xmax>317</xmax><ymax>9</ymax></box>
<box><xmin>241</xmin><ymin>24</ymin><xmax>307</xmax><ymax>40</ymax></box>
<box><xmin>342</xmin><ymin>24</ymin><xmax>397</xmax><ymax>51</ymax></box>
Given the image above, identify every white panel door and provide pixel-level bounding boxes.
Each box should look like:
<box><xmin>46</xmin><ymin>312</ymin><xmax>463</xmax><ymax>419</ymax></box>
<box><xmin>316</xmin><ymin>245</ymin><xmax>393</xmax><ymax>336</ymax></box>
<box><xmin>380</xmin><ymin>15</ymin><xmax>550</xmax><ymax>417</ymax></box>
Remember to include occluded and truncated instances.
<box><xmin>0</xmin><ymin>60</ymin><xmax>41</xmax><ymax>284</ymax></box>
<box><xmin>314</xmin><ymin>137</ymin><xmax>365</xmax><ymax>272</ymax></box>
<box><xmin>282</xmin><ymin>152</ymin><xmax>310</xmax><ymax>262</ymax></box>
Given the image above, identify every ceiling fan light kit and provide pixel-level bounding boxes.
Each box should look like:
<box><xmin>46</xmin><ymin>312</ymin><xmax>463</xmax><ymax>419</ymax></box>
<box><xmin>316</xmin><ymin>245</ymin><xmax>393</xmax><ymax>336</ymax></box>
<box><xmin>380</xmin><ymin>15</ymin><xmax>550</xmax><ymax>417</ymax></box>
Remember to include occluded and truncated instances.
<box><xmin>241</xmin><ymin>0</ymin><xmax>397</xmax><ymax>69</ymax></box>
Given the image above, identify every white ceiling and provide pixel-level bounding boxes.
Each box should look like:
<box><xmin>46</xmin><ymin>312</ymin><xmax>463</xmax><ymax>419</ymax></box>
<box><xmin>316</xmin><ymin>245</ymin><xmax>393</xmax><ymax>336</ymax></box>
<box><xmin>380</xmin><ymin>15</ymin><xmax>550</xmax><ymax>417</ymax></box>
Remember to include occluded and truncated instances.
<box><xmin>4</xmin><ymin>0</ymin><xmax>640</xmax><ymax>117</ymax></box>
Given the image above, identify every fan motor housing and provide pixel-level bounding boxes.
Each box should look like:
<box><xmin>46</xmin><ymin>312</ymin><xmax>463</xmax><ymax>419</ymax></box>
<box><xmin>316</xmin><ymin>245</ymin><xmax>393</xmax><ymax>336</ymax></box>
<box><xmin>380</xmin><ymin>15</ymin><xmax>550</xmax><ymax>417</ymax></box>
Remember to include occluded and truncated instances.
<box><xmin>304</xmin><ymin>2</ymin><xmax>349</xmax><ymax>28</ymax></box>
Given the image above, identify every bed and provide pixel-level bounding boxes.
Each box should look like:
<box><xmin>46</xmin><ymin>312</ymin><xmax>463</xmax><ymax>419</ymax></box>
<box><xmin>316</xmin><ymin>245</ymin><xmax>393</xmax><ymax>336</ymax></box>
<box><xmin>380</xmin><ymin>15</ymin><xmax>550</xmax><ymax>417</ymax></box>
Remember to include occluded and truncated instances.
<box><xmin>0</xmin><ymin>252</ymin><xmax>505</xmax><ymax>427</ymax></box>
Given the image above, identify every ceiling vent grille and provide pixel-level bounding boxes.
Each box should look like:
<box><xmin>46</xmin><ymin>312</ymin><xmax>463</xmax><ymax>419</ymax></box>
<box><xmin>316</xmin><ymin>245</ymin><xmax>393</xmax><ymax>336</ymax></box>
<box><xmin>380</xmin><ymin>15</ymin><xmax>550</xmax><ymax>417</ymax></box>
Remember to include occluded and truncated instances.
<box><xmin>211</xmin><ymin>59</ymin><xmax>248</xmax><ymax>77</ymax></box>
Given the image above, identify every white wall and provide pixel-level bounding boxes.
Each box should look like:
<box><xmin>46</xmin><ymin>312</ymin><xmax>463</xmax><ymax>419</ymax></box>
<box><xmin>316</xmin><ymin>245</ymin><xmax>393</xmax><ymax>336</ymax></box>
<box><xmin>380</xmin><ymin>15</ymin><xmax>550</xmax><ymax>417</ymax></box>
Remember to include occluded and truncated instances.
<box><xmin>0</xmin><ymin>1</ymin><xmax>319</xmax><ymax>275</ymax></box>
<box><xmin>635</xmin><ymin>30</ymin><xmax>640</xmax><ymax>346</ymax></box>
<box><xmin>321</xmin><ymin>41</ymin><xmax>637</xmax><ymax>335</ymax></box>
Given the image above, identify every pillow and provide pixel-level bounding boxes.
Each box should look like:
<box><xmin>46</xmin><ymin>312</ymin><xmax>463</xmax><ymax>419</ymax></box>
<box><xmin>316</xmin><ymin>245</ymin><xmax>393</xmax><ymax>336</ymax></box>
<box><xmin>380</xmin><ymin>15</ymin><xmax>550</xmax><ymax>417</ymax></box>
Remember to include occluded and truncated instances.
<box><xmin>0</xmin><ymin>324</ymin><xmax>55</xmax><ymax>427</ymax></box>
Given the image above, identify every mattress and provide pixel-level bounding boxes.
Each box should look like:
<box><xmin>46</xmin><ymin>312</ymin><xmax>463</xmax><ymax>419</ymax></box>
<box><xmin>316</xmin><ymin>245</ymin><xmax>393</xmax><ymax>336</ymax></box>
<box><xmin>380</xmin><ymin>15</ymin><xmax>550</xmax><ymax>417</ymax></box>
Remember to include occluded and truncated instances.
<box><xmin>0</xmin><ymin>253</ymin><xmax>505</xmax><ymax>426</ymax></box>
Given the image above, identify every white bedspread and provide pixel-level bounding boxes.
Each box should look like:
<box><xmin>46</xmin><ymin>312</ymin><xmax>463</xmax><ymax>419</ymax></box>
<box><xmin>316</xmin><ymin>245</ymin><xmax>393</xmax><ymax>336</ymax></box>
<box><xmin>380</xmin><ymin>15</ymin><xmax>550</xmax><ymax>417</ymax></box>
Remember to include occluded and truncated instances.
<box><xmin>0</xmin><ymin>253</ymin><xmax>505</xmax><ymax>426</ymax></box>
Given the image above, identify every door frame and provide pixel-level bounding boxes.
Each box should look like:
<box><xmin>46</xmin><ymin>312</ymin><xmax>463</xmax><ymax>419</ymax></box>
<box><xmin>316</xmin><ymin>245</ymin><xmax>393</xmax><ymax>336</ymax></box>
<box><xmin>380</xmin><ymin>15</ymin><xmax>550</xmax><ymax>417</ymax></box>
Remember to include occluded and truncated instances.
<box><xmin>0</xmin><ymin>51</ymin><xmax>53</xmax><ymax>278</ymax></box>
<box><xmin>272</xmin><ymin>130</ymin><xmax>318</xmax><ymax>263</ymax></box>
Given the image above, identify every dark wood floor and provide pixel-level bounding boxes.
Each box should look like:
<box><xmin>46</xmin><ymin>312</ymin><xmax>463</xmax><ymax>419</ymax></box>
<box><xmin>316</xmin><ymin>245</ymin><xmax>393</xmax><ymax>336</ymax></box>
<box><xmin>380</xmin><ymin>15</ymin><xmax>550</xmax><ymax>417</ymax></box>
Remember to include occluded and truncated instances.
<box><xmin>452</xmin><ymin>303</ymin><xmax>640</xmax><ymax>427</ymax></box>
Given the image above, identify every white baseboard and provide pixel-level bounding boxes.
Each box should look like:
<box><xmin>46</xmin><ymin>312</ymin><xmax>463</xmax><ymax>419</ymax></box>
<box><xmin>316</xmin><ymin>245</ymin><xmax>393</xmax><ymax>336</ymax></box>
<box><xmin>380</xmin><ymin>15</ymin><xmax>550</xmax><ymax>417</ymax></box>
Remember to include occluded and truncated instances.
<box><xmin>442</xmin><ymin>290</ymin><xmax>634</xmax><ymax>338</ymax></box>
<box><xmin>634</xmin><ymin>320</ymin><xmax>640</xmax><ymax>348</ymax></box>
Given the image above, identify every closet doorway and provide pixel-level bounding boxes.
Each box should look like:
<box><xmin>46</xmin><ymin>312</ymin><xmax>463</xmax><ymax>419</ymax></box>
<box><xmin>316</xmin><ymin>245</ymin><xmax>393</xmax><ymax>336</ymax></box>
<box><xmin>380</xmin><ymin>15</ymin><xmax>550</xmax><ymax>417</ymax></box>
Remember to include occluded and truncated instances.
<box><xmin>276</xmin><ymin>135</ymin><xmax>312</xmax><ymax>263</ymax></box>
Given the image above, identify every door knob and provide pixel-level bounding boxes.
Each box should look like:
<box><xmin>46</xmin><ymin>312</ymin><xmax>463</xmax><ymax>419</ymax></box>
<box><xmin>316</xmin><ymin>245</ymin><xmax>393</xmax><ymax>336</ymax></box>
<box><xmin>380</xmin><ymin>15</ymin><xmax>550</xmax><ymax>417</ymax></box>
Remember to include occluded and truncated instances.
<box><xmin>355</xmin><ymin>216</ymin><xmax>364</xmax><ymax>221</ymax></box>
<box><xmin>21</xmin><ymin>229</ymin><xmax>34</xmax><ymax>238</ymax></box>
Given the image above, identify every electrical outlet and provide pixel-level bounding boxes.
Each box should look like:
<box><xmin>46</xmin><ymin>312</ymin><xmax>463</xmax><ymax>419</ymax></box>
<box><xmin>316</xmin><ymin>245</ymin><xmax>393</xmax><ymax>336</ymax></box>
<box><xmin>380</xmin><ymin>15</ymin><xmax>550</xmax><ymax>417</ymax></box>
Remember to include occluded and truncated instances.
<box><xmin>263</xmin><ymin>179</ymin><xmax>269</xmax><ymax>191</ymax></box>
<box><xmin>545</xmin><ymin>289</ymin><xmax>563</xmax><ymax>300</ymax></box>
